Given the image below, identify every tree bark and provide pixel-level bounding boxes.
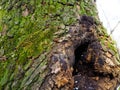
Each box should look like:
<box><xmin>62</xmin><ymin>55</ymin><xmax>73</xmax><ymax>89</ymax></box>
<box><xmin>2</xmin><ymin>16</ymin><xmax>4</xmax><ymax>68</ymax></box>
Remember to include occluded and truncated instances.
<box><xmin>0</xmin><ymin>0</ymin><xmax>120</xmax><ymax>90</ymax></box>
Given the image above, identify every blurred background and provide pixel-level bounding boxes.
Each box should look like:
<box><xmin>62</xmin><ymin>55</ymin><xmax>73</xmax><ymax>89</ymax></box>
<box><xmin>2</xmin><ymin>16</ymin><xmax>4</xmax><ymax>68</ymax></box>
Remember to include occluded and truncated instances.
<box><xmin>96</xmin><ymin>0</ymin><xmax>120</xmax><ymax>50</ymax></box>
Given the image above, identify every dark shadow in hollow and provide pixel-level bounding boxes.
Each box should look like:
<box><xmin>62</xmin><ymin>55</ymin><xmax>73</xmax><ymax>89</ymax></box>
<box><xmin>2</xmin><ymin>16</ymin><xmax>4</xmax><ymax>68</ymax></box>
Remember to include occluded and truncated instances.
<box><xmin>72</xmin><ymin>41</ymin><xmax>114</xmax><ymax>79</ymax></box>
<box><xmin>72</xmin><ymin>42</ymin><xmax>90</xmax><ymax>76</ymax></box>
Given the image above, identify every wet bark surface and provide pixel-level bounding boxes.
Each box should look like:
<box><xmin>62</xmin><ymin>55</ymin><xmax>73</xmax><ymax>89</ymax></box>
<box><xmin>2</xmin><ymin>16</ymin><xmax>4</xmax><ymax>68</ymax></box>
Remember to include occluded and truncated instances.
<box><xmin>40</xmin><ymin>15</ymin><xmax>120</xmax><ymax>90</ymax></box>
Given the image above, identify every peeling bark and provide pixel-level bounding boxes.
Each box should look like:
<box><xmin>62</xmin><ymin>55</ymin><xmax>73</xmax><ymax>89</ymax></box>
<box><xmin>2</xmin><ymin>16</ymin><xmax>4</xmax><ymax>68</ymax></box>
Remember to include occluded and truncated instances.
<box><xmin>40</xmin><ymin>16</ymin><xmax>120</xmax><ymax>90</ymax></box>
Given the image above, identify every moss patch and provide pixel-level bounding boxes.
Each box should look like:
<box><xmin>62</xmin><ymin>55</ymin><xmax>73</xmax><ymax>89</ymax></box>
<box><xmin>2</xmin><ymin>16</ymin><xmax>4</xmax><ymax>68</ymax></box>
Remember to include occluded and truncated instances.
<box><xmin>0</xmin><ymin>0</ymin><xmax>119</xmax><ymax>89</ymax></box>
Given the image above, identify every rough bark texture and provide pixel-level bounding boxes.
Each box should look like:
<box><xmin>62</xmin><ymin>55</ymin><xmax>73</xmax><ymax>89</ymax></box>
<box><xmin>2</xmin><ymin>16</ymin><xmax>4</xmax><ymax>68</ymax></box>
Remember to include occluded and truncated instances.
<box><xmin>0</xmin><ymin>0</ymin><xmax>120</xmax><ymax>90</ymax></box>
<box><xmin>40</xmin><ymin>15</ymin><xmax>120</xmax><ymax>90</ymax></box>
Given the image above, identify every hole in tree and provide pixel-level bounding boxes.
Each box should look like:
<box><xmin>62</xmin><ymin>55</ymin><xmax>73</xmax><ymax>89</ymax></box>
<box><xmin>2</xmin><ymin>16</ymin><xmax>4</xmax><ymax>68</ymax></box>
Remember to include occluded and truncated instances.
<box><xmin>72</xmin><ymin>42</ymin><xmax>91</xmax><ymax>76</ymax></box>
<box><xmin>72</xmin><ymin>41</ymin><xmax>115</xmax><ymax>90</ymax></box>
<box><xmin>72</xmin><ymin>41</ymin><xmax>114</xmax><ymax>78</ymax></box>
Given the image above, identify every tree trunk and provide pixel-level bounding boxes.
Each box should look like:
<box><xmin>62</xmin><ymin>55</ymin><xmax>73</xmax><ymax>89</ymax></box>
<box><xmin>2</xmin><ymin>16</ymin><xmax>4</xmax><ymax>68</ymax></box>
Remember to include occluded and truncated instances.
<box><xmin>0</xmin><ymin>0</ymin><xmax>120</xmax><ymax>90</ymax></box>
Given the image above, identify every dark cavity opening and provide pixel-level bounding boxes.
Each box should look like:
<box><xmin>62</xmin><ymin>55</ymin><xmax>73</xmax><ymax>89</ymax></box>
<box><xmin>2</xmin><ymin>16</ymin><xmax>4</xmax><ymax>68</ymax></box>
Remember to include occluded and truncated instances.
<box><xmin>72</xmin><ymin>42</ymin><xmax>91</xmax><ymax>76</ymax></box>
<box><xmin>72</xmin><ymin>41</ymin><xmax>114</xmax><ymax>90</ymax></box>
<box><xmin>72</xmin><ymin>41</ymin><xmax>114</xmax><ymax>78</ymax></box>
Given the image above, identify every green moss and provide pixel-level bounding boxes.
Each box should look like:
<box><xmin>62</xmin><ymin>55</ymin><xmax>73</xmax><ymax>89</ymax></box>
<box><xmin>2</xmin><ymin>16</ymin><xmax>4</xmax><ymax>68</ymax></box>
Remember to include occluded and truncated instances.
<box><xmin>0</xmin><ymin>9</ymin><xmax>5</xmax><ymax>31</ymax></box>
<box><xmin>0</xmin><ymin>0</ymin><xmax>119</xmax><ymax>89</ymax></box>
<box><xmin>79</xmin><ymin>0</ymin><xmax>97</xmax><ymax>16</ymax></box>
<box><xmin>0</xmin><ymin>0</ymin><xmax>78</xmax><ymax>89</ymax></box>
